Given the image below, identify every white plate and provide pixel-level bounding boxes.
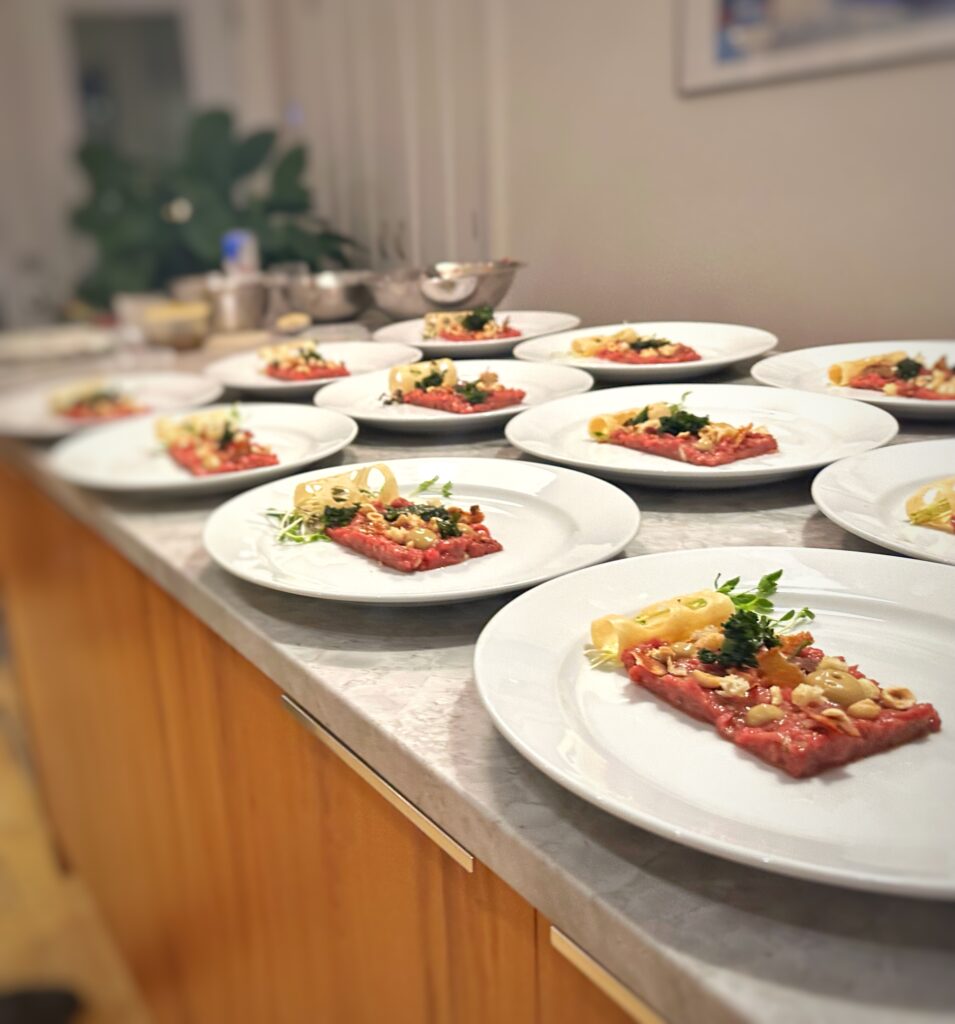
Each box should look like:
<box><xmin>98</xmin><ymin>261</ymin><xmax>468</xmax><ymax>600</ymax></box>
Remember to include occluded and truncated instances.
<box><xmin>0</xmin><ymin>323</ymin><xmax>116</xmax><ymax>364</ymax></box>
<box><xmin>372</xmin><ymin>311</ymin><xmax>581</xmax><ymax>358</ymax></box>
<box><xmin>513</xmin><ymin>321</ymin><xmax>777</xmax><ymax>382</ymax></box>
<box><xmin>204</xmin><ymin>340</ymin><xmax>424</xmax><ymax>397</ymax></box>
<box><xmin>0</xmin><ymin>371</ymin><xmax>223</xmax><ymax>440</ymax></box>
<box><xmin>505</xmin><ymin>383</ymin><xmax>898</xmax><ymax>488</ymax></box>
<box><xmin>45</xmin><ymin>403</ymin><xmax>358</xmax><ymax>496</ymax></box>
<box><xmin>474</xmin><ymin>546</ymin><xmax>955</xmax><ymax>898</ymax></box>
<box><xmin>812</xmin><ymin>439</ymin><xmax>955</xmax><ymax>566</ymax></box>
<box><xmin>752</xmin><ymin>340</ymin><xmax>955</xmax><ymax>421</ymax></box>
<box><xmin>313</xmin><ymin>359</ymin><xmax>594</xmax><ymax>434</ymax></box>
<box><xmin>203</xmin><ymin>457</ymin><xmax>640</xmax><ymax>605</ymax></box>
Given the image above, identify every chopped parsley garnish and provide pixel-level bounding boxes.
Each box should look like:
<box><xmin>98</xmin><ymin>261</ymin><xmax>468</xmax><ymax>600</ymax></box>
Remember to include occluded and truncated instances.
<box><xmin>454</xmin><ymin>380</ymin><xmax>489</xmax><ymax>405</ymax></box>
<box><xmin>383</xmin><ymin>503</ymin><xmax>461</xmax><ymax>538</ymax></box>
<box><xmin>460</xmin><ymin>306</ymin><xmax>495</xmax><ymax>332</ymax></box>
<box><xmin>895</xmin><ymin>358</ymin><xmax>922</xmax><ymax>380</ymax></box>
<box><xmin>698</xmin><ymin>570</ymin><xmax>815</xmax><ymax>669</ymax></box>
<box><xmin>623</xmin><ymin>407</ymin><xmax>649</xmax><ymax>428</ymax></box>
<box><xmin>658</xmin><ymin>409</ymin><xmax>710</xmax><ymax>436</ymax></box>
<box><xmin>415</xmin><ymin>368</ymin><xmax>446</xmax><ymax>390</ymax></box>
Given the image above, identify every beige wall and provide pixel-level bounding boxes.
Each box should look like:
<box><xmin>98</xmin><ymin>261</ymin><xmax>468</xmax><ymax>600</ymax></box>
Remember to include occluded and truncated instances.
<box><xmin>492</xmin><ymin>0</ymin><xmax>955</xmax><ymax>348</ymax></box>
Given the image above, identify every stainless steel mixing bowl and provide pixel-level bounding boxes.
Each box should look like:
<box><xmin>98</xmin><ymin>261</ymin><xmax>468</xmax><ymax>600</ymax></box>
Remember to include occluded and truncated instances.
<box><xmin>369</xmin><ymin>259</ymin><xmax>525</xmax><ymax>320</ymax></box>
<box><xmin>287</xmin><ymin>269</ymin><xmax>376</xmax><ymax>322</ymax></box>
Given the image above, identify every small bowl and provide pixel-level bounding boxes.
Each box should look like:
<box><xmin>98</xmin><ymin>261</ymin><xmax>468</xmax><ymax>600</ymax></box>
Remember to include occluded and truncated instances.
<box><xmin>370</xmin><ymin>259</ymin><xmax>525</xmax><ymax>320</ymax></box>
<box><xmin>140</xmin><ymin>300</ymin><xmax>211</xmax><ymax>350</ymax></box>
<box><xmin>287</xmin><ymin>269</ymin><xmax>375</xmax><ymax>322</ymax></box>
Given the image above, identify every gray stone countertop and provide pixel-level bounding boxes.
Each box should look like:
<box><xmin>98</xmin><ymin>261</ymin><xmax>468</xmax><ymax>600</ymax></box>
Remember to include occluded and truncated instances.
<box><xmin>3</xmin><ymin>329</ymin><xmax>955</xmax><ymax>1024</ymax></box>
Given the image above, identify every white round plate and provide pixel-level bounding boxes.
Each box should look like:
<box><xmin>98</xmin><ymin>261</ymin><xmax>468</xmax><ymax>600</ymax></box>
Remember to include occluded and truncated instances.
<box><xmin>372</xmin><ymin>311</ymin><xmax>581</xmax><ymax>358</ymax></box>
<box><xmin>474</xmin><ymin>546</ymin><xmax>955</xmax><ymax>898</ymax></box>
<box><xmin>513</xmin><ymin>321</ymin><xmax>777</xmax><ymax>382</ymax></box>
<box><xmin>812</xmin><ymin>439</ymin><xmax>955</xmax><ymax>566</ymax></box>
<box><xmin>752</xmin><ymin>340</ymin><xmax>955</xmax><ymax>421</ymax></box>
<box><xmin>203</xmin><ymin>457</ymin><xmax>640</xmax><ymax>605</ymax></box>
<box><xmin>0</xmin><ymin>323</ymin><xmax>116</xmax><ymax>364</ymax></box>
<box><xmin>204</xmin><ymin>340</ymin><xmax>423</xmax><ymax>397</ymax></box>
<box><xmin>505</xmin><ymin>383</ymin><xmax>898</xmax><ymax>489</ymax></box>
<box><xmin>45</xmin><ymin>403</ymin><xmax>358</xmax><ymax>496</ymax></box>
<box><xmin>0</xmin><ymin>371</ymin><xmax>223</xmax><ymax>440</ymax></box>
<box><xmin>314</xmin><ymin>359</ymin><xmax>593</xmax><ymax>434</ymax></box>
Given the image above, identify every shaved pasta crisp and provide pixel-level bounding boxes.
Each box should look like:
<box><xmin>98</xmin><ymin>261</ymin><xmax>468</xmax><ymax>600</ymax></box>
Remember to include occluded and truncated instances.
<box><xmin>906</xmin><ymin>476</ymin><xmax>955</xmax><ymax>534</ymax></box>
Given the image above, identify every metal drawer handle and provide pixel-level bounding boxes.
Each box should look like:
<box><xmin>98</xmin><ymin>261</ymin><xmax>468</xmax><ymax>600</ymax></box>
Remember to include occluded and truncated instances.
<box><xmin>549</xmin><ymin>926</ymin><xmax>666</xmax><ymax>1024</ymax></box>
<box><xmin>281</xmin><ymin>694</ymin><xmax>474</xmax><ymax>872</ymax></box>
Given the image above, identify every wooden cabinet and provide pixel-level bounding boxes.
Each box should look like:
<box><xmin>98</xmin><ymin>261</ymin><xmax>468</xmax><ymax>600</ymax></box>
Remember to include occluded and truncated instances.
<box><xmin>0</xmin><ymin>463</ymin><xmax>662</xmax><ymax>1024</ymax></box>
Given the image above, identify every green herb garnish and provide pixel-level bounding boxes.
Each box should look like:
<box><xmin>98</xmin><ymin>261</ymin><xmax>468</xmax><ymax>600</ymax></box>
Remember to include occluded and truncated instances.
<box><xmin>266</xmin><ymin>501</ymin><xmax>359</xmax><ymax>544</ymax></box>
<box><xmin>895</xmin><ymin>358</ymin><xmax>922</xmax><ymax>380</ymax></box>
<box><xmin>460</xmin><ymin>306</ymin><xmax>495</xmax><ymax>332</ymax></box>
<box><xmin>415</xmin><ymin>368</ymin><xmax>446</xmax><ymax>390</ymax></box>
<box><xmin>383</xmin><ymin>502</ymin><xmax>461</xmax><ymax>538</ymax></box>
<box><xmin>454</xmin><ymin>380</ymin><xmax>489</xmax><ymax>405</ymax></box>
<box><xmin>411</xmin><ymin>476</ymin><xmax>454</xmax><ymax>498</ymax></box>
<box><xmin>629</xmin><ymin>337</ymin><xmax>669</xmax><ymax>351</ymax></box>
<box><xmin>623</xmin><ymin>407</ymin><xmax>650</xmax><ymax>428</ymax></box>
<box><xmin>658</xmin><ymin>409</ymin><xmax>710</xmax><ymax>436</ymax></box>
<box><xmin>698</xmin><ymin>570</ymin><xmax>815</xmax><ymax>669</ymax></box>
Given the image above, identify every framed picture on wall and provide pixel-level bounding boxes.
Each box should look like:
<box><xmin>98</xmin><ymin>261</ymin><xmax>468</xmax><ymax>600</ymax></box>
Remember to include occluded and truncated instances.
<box><xmin>680</xmin><ymin>0</ymin><xmax>955</xmax><ymax>93</ymax></box>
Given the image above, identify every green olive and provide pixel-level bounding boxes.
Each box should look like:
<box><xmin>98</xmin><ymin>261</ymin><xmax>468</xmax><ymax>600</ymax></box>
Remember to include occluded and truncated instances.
<box><xmin>805</xmin><ymin>667</ymin><xmax>865</xmax><ymax>708</ymax></box>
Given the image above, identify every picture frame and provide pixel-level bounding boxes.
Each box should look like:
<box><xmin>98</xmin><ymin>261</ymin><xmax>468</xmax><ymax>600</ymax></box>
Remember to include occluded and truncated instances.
<box><xmin>680</xmin><ymin>0</ymin><xmax>955</xmax><ymax>94</ymax></box>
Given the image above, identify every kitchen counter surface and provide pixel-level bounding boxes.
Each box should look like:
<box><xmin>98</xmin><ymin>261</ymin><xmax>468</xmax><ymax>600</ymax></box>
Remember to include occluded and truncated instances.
<box><xmin>4</xmin><ymin>333</ymin><xmax>955</xmax><ymax>1024</ymax></box>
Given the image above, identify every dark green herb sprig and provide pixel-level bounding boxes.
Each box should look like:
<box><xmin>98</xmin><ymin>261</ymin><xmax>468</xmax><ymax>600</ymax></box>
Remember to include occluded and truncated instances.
<box><xmin>460</xmin><ymin>306</ymin><xmax>495</xmax><ymax>332</ymax></box>
<box><xmin>453</xmin><ymin>380</ymin><xmax>489</xmax><ymax>405</ymax></box>
<box><xmin>621</xmin><ymin>392</ymin><xmax>709</xmax><ymax>435</ymax></box>
<box><xmin>698</xmin><ymin>570</ymin><xmax>815</xmax><ymax>669</ymax></box>
<box><xmin>895</xmin><ymin>358</ymin><xmax>923</xmax><ymax>380</ymax></box>
<box><xmin>411</xmin><ymin>476</ymin><xmax>454</xmax><ymax>498</ymax></box>
<box><xmin>628</xmin><ymin>336</ymin><xmax>670</xmax><ymax>351</ymax></box>
<box><xmin>383</xmin><ymin>503</ymin><xmax>462</xmax><ymax>538</ymax></box>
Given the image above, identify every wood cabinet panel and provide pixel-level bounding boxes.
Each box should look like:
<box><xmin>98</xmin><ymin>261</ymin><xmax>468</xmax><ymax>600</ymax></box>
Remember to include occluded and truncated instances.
<box><xmin>0</xmin><ymin>464</ymin><xmax>540</xmax><ymax>1024</ymax></box>
<box><xmin>0</xmin><ymin>463</ymin><xmax>188</xmax><ymax>1024</ymax></box>
<box><xmin>536</xmin><ymin>916</ymin><xmax>665</xmax><ymax>1024</ymax></box>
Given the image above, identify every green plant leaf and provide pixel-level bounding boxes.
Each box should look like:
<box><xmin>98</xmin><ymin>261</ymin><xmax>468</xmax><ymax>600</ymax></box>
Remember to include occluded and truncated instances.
<box><xmin>184</xmin><ymin>109</ymin><xmax>234</xmax><ymax>190</ymax></box>
<box><xmin>232</xmin><ymin>130</ymin><xmax>275</xmax><ymax>180</ymax></box>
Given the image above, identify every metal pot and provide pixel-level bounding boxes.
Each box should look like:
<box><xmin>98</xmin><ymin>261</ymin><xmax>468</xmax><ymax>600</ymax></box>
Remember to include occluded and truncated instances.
<box><xmin>205</xmin><ymin>273</ymin><xmax>268</xmax><ymax>332</ymax></box>
<box><xmin>369</xmin><ymin>259</ymin><xmax>525</xmax><ymax>321</ymax></box>
<box><xmin>286</xmin><ymin>269</ymin><xmax>375</xmax><ymax>322</ymax></box>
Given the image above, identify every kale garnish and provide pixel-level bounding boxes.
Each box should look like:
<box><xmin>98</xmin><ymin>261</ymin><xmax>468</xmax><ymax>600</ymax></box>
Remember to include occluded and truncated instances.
<box><xmin>454</xmin><ymin>380</ymin><xmax>489</xmax><ymax>404</ymax></box>
<box><xmin>383</xmin><ymin>503</ymin><xmax>461</xmax><ymax>538</ymax></box>
<box><xmin>895</xmin><ymin>358</ymin><xmax>922</xmax><ymax>380</ymax></box>
<box><xmin>623</xmin><ymin>407</ymin><xmax>650</xmax><ymax>428</ymax></box>
<box><xmin>657</xmin><ymin>409</ymin><xmax>710</xmax><ymax>436</ymax></box>
<box><xmin>460</xmin><ymin>306</ymin><xmax>495</xmax><ymax>332</ymax></box>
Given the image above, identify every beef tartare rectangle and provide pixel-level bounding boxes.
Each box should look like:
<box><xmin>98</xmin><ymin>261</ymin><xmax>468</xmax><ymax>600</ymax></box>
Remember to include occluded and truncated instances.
<box><xmin>52</xmin><ymin>380</ymin><xmax>145</xmax><ymax>421</ymax></box>
<box><xmin>269</xmin><ymin>463</ymin><xmax>503</xmax><ymax>573</ymax></box>
<box><xmin>589</xmin><ymin>399</ymin><xmax>777</xmax><ymax>466</ymax></box>
<box><xmin>589</xmin><ymin>571</ymin><xmax>941</xmax><ymax>777</ymax></box>
<box><xmin>387</xmin><ymin>358</ymin><xmax>525</xmax><ymax>415</ymax></box>
<box><xmin>829</xmin><ymin>351</ymin><xmax>955</xmax><ymax>401</ymax></box>
<box><xmin>423</xmin><ymin>307</ymin><xmax>521</xmax><ymax>342</ymax></box>
<box><xmin>156</xmin><ymin>407</ymin><xmax>278</xmax><ymax>476</ymax></box>
<box><xmin>259</xmin><ymin>339</ymin><xmax>349</xmax><ymax>381</ymax></box>
<box><xmin>571</xmin><ymin>329</ymin><xmax>700</xmax><ymax>365</ymax></box>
